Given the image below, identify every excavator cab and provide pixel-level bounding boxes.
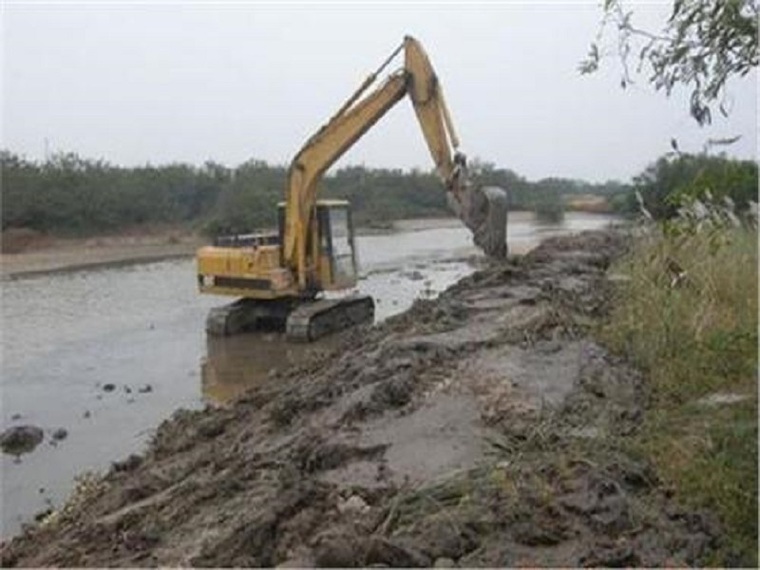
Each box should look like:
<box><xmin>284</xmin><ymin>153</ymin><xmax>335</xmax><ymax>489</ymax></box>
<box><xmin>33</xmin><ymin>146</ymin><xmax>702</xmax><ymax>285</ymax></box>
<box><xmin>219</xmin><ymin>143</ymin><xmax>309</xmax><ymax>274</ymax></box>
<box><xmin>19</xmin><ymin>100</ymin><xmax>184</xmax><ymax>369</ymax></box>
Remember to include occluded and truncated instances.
<box><xmin>317</xmin><ymin>200</ymin><xmax>359</xmax><ymax>290</ymax></box>
<box><xmin>279</xmin><ymin>200</ymin><xmax>359</xmax><ymax>292</ymax></box>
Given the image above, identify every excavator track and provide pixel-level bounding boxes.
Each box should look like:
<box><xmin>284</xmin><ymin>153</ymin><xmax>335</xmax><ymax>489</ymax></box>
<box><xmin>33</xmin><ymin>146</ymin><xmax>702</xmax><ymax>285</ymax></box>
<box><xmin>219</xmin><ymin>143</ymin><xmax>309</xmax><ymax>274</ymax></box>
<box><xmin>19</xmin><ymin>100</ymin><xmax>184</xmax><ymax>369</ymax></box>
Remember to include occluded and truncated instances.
<box><xmin>206</xmin><ymin>301</ymin><xmax>252</xmax><ymax>336</ymax></box>
<box><xmin>205</xmin><ymin>298</ymin><xmax>294</xmax><ymax>337</ymax></box>
<box><xmin>206</xmin><ymin>295</ymin><xmax>374</xmax><ymax>341</ymax></box>
<box><xmin>286</xmin><ymin>294</ymin><xmax>375</xmax><ymax>342</ymax></box>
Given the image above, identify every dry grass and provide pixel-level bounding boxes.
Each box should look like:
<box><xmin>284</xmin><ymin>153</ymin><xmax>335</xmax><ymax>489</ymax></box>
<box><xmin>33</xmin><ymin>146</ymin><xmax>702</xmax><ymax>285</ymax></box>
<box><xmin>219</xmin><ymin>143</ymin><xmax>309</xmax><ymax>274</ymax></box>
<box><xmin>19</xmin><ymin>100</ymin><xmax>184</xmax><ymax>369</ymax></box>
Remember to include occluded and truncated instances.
<box><xmin>602</xmin><ymin>226</ymin><xmax>758</xmax><ymax>566</ymax></box>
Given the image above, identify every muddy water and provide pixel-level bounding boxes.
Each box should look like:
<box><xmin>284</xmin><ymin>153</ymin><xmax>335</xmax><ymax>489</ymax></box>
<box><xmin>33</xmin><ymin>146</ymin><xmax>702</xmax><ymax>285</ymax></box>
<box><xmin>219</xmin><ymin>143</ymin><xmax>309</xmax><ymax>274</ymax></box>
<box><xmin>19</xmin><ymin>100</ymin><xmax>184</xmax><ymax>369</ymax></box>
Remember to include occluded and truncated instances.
<box><xmin>0</xmin><ymin>212</ymin><xmax>616</xmax><ymax>538</ymax></box>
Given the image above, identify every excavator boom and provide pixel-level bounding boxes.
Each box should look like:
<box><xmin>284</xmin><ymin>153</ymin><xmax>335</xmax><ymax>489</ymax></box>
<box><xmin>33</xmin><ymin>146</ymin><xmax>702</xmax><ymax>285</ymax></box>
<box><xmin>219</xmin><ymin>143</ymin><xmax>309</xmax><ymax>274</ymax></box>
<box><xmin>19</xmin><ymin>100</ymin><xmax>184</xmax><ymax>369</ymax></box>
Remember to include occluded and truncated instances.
<box><xmin>284</xmin><ymin>36</ymin><xmax>507</xmax><ymax>288</ymax></box>
<box><xmin>284</xmin><ymin>71</ymin><xmax>407</xmax><ymax>288</ymax></box>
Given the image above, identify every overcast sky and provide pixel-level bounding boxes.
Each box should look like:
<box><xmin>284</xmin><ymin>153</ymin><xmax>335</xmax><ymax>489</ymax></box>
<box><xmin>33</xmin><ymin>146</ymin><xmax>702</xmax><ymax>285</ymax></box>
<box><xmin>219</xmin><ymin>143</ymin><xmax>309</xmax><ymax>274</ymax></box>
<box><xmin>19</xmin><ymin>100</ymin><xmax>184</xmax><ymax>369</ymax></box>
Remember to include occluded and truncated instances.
<box><xmin>2</xmin><ymin>1</ymin><xmax>757</xmax><ymax>183</ymax></box>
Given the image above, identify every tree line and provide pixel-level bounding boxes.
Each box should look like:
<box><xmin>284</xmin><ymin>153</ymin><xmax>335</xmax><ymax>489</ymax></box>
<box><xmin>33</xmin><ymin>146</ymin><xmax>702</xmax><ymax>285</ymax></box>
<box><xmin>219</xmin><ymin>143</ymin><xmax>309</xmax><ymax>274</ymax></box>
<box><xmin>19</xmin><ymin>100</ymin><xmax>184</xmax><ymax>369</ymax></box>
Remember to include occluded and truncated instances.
<box><xmin>0</xmin><ymin>150</ymin><xmax>628</xmax><ymax>237</ymax></box>
<box><xmin>1</xmin><ymin>149</ymin><xmax>754</xmax><ymax>237</ymax></box>
<box><xmin>625</xmin><ymin>153</ymin><xmax>758</xmax><ymax>220</ymax></box>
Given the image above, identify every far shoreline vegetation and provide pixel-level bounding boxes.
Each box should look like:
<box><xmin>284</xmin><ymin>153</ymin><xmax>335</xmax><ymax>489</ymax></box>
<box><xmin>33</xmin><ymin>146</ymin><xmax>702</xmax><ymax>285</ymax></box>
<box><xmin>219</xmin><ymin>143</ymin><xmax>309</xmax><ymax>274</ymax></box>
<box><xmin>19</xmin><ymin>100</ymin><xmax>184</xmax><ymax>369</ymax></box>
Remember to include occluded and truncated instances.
<box><xmin>1</xmin><ymin>149</ymin><xmax>756</xmax><ymax>251</ymax></box>
<box><xmin>0</xmin><ymin>150</ymin><xmax>627</xmax><ymax>243</ymax></box>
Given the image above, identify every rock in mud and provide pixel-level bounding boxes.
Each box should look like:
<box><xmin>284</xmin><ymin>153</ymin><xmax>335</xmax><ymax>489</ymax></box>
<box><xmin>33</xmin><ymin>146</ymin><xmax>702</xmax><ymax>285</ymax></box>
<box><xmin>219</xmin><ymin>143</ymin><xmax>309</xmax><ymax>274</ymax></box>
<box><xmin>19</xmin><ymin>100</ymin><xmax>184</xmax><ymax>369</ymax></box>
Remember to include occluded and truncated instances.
<box><xmin>370</xmin><ymin>375</ymin><xmax>414</xmax><ymax>408</ymax></box>
<box><xmin>51</xmin><ymin>428</ymin><xmax>68</xmax><ymax>441</ymax></box>
<box><xmin>559</xmin><ymin>477</ymin><xmax>633</xmax><ymax>536</ymax></box>
<box><xmin>33</xmin><ymin>508</ymin><xmax>53</xmax><ymax>523</ymax></box>
<box><xmin>112</xmin><ymin>454</ymin><xmax>142</xmax><ymax>473</ymax></box>
<box><xmin>197</xmin><ymin>416</ymin><xmax>226</xmax><ymax>439</ymax></box>
<box><xmin>337</xmin><ymin>494</ymin><xmax>370</xmax><ymax>515</ymax></box>
<box><xmin>138</xmin><ymin>384</ymin><xmax>153</xmax><ymax>394</ymax></box>
<box><xmin>0</xmin><ymin>425</ymin><xmax>44</xmax><ymax>455</ymax></box>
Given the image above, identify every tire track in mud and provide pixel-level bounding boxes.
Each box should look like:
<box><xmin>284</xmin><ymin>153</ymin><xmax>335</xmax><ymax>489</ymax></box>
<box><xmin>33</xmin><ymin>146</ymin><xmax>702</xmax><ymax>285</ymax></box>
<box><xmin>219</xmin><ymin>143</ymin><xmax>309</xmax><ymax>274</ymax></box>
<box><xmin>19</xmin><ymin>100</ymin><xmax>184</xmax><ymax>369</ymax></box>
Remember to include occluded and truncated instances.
<box><xmin>1</xmin><ymin>229</ymin><xmax>719</xmax><ymax>567</ymax></box>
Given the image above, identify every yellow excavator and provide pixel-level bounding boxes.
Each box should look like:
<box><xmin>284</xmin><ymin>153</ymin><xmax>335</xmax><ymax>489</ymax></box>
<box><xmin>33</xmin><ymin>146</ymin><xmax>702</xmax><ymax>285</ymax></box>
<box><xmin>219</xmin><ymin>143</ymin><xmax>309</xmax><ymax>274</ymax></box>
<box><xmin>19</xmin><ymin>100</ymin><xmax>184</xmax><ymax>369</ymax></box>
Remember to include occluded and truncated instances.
<box><xmin>196</xmin><ymin>35</ymin><xmax>507</xmax><ymax>341</ymax></box>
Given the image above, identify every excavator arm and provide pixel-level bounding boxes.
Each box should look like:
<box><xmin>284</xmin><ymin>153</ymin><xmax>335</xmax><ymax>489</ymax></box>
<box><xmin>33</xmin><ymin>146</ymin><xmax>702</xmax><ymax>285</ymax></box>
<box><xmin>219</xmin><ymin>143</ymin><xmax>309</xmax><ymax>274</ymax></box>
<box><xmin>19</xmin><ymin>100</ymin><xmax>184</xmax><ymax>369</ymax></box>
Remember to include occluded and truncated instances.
<box><xmin>284</xmin><ymin>35</ymin><xmax>507</xmax><ymax>288</ymax></box>
<box><xmin>283</xmin><ymin>71</ymin><xmax>407</xmax><ymax>290</ymax></box>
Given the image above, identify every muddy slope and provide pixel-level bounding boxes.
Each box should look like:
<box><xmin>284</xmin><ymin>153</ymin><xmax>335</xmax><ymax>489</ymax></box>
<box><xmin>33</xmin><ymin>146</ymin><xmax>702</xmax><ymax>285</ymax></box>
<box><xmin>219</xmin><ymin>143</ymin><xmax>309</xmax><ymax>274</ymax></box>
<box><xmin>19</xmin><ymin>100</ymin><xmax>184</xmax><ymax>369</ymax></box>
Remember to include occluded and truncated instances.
<box><xmin>1</xmin><ymin>230</ymin><xmax>720</xmax><ymax>567</ymax></box>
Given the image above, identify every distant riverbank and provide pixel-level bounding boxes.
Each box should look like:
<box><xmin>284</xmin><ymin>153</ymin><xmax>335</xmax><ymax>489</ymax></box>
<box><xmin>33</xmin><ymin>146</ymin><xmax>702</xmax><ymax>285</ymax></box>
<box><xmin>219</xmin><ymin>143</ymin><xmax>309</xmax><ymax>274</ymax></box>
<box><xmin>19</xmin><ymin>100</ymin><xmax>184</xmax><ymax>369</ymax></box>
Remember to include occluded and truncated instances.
<box><xmin>2</xmin><ymin>215</ymin><xmax>545</xmax><ymax>279</ymax></box>
<box><xmin>0</xmin><ymin>232</ymin><xmax>205</xmax><ymax>280</ymax></box>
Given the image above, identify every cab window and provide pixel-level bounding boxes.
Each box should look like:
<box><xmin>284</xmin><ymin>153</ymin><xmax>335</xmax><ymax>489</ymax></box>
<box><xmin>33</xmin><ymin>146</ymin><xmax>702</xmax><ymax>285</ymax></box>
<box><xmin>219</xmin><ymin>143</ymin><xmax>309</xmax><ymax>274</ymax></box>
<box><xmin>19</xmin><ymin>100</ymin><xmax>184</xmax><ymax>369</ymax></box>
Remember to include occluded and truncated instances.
<box><xmin>329</xmin><ymin>207</ymin><xmax>356</xmax><ymax>282</ymax></box>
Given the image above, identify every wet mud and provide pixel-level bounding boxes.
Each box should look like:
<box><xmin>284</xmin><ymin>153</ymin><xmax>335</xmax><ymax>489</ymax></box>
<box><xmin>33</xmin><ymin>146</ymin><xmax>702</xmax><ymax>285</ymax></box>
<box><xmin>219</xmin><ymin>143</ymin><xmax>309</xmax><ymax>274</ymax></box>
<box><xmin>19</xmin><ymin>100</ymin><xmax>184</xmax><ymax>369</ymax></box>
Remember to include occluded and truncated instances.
<box><xmin>1</xmin><ymin>229</ymin><xmax>720</xmax><ymax>567</ymax></box>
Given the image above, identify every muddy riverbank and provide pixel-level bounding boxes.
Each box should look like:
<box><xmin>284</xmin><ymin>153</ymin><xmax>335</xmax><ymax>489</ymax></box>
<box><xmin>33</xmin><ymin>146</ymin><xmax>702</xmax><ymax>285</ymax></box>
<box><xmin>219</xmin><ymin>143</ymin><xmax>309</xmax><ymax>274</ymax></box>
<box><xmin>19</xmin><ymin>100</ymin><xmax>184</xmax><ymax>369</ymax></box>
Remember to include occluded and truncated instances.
<box><xmin>0</xmin><ymin>217</ymin><xmax>467</xmax><ymax>279</ymax></box>
<box><xmin>0</xmin><ymin>212</ymin><xmax>585</xmax><ymax>279</ymax></box>
<box><xmin>1</xmin><ymin>213</ymin><xmax>617</xmax><ymax>538</ymax></box>
<box><xmin>0</xmin><ymin>230</ymin><xmax>204</xmax><ymax>279</ymax></box>
<box><xmin>1</xmin><ymin>228</ymin><xmax>720</xmax><ymax>567</ymax></box>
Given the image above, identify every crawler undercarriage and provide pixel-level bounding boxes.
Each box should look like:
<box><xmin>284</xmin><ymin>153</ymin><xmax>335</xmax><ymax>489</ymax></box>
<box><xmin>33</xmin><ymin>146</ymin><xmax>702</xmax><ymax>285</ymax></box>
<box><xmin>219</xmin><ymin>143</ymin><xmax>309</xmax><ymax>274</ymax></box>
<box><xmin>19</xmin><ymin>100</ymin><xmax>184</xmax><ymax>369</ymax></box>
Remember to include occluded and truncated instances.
<box><xmin>205</xmin><ymin>294</ymin><xmax>375</xmax><ymax>342</ymax></box>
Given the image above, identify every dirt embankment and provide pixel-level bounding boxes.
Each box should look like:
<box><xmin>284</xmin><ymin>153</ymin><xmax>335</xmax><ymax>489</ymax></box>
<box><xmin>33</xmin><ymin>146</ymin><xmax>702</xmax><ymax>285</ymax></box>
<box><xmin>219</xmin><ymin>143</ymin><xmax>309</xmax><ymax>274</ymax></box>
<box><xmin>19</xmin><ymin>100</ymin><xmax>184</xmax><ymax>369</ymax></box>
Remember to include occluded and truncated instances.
<box><xmin>0</xmin><ymin>228</ymin><xmax>205</xmax><ymax>279</ymax></box>
<box><xmin>1</xmin><ymin>230</ymin><xmax>720</xmax><ymax>567</ymax></box>
<box><xmin>0</xmin><ymin>218</ymin><xmax>466</xmax><ymax>279</ymax></box>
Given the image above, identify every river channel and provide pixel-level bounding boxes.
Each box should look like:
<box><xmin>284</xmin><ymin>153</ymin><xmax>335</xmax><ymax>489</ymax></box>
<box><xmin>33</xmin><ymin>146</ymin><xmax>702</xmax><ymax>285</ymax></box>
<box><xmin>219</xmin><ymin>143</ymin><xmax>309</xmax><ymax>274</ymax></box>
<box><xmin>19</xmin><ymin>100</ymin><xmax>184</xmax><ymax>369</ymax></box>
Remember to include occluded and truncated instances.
<box><xmin>0</xmin><ymin>212</ymin><xmax>617</xmax><ymax>538</ymax></box>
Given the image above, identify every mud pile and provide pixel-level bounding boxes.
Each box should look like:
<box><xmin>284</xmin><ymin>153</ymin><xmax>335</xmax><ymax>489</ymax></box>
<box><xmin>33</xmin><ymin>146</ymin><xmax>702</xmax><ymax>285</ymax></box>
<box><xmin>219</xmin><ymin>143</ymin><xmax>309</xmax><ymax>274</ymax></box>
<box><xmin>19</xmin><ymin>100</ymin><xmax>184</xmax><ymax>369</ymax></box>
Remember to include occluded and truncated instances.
<box><xmin>1</xmin><ymin>230</ymin><xmax>720</xmax><ymax>567</ymax></box>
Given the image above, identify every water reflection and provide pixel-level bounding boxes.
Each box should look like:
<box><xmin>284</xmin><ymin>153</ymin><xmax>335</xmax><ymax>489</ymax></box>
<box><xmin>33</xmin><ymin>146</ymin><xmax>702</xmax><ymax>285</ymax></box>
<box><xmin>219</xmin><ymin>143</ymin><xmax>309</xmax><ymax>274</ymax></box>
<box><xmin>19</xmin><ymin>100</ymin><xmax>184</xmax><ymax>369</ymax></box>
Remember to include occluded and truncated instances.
<box><xmin>201</xmin><ymin>333</ymin><xmax>341</xmax><ymax>406</ymax></box>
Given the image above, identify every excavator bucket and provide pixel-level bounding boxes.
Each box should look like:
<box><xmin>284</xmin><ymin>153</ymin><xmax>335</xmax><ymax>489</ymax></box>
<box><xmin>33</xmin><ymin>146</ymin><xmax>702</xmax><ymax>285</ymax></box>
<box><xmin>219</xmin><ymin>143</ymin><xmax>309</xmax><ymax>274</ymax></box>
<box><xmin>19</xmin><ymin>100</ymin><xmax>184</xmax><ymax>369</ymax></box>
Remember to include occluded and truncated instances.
<box><xmin>449</xmin><ymin>184</ymin><xmax>509</xmax><ymax>259</ymax></box>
